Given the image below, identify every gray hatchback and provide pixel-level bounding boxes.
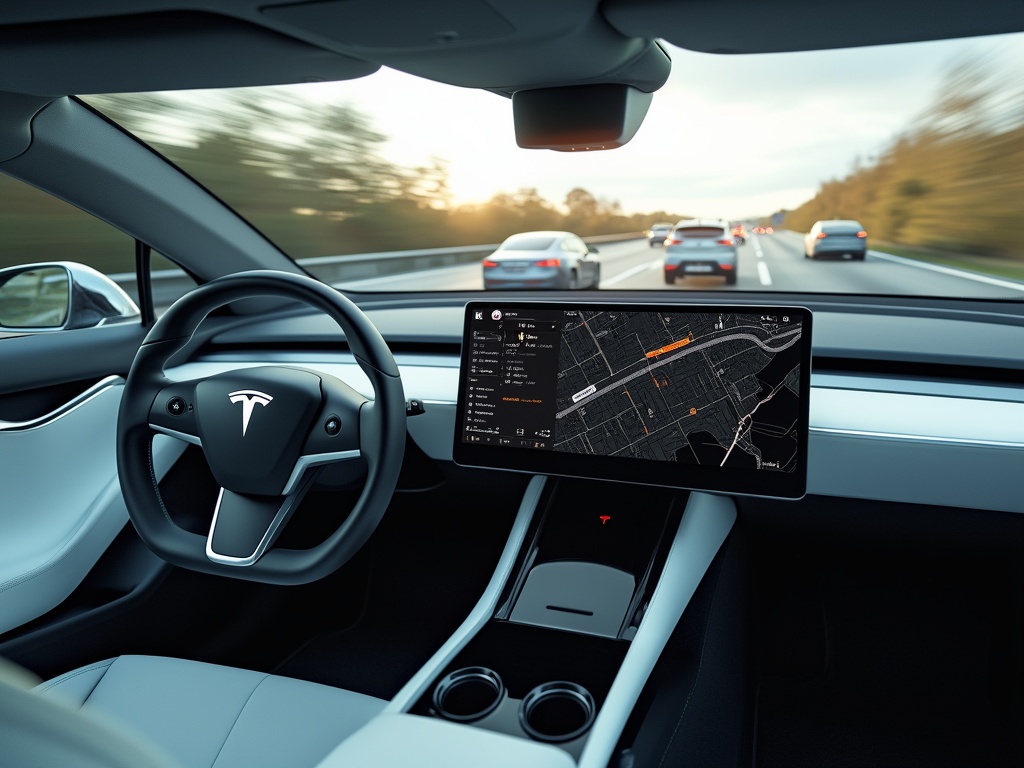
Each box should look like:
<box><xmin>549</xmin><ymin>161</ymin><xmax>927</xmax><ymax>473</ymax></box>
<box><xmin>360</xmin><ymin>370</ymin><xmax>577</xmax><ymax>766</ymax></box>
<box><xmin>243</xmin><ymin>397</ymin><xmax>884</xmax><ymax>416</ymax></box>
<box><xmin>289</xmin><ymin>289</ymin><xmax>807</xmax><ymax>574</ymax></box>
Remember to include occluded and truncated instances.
<box><xmin>663</xmin><ymin>219</ymin><xmax>738</xmax><ymax>285</ymax></box>
<box><xmin>804</xmin><ymin>220</ymin><xmax>868</xmax><ymax>259</ymax></box>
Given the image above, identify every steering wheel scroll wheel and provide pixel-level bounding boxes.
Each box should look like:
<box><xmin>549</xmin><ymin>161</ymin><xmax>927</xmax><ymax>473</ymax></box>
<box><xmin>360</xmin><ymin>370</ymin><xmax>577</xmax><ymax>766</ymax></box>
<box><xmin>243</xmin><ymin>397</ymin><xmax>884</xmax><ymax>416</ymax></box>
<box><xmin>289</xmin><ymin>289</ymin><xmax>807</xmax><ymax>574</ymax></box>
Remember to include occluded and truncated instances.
<box><xmin>117</xmin><ymin>270</ymin><xmax>405</xmax><ymax>585</ymax></box>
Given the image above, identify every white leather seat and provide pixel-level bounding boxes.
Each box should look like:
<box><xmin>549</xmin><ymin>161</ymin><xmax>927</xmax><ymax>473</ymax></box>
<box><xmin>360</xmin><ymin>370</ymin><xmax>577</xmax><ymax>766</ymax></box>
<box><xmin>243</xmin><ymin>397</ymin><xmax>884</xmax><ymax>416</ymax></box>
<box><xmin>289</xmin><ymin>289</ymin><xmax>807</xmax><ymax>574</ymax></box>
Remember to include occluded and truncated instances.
<box><xmin>28</xmin><ymin>655</ymin><xmax>386</xmax><ymax>768</ymax></box>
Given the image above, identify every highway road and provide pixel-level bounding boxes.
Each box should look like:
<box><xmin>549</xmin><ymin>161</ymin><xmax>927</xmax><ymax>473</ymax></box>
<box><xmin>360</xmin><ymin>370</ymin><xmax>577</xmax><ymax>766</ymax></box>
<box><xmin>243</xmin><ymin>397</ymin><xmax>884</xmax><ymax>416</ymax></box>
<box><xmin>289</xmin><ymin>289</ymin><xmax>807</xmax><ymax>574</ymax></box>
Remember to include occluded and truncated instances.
<box><xmin>337</xmin><ymin>231</ymin><xmax>1024</xmax><ymax>299</ymax></box>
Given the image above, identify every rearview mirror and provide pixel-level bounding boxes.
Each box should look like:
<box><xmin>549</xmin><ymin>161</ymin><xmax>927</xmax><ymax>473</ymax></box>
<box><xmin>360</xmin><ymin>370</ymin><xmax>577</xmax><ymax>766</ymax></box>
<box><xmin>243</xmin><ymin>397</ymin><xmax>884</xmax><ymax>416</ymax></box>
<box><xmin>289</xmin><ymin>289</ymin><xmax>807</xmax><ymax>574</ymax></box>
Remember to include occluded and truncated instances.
<box><xmin>0</xmin><ymin>262</ymin><xmax>140</xmax><ymax>332</ymax></box>
<box><xmin>513</xmin><ymin>84</ymin><xmax>653</xmax><ymax>151</ymax></box>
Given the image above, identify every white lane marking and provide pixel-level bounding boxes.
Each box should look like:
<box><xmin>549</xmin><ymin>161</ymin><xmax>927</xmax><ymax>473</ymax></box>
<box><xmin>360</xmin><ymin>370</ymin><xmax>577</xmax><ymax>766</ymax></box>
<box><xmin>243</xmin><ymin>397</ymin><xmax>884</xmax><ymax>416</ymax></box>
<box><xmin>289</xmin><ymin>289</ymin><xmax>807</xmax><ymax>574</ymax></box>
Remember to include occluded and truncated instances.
<box><xmin>602</xmin><ymin>260</ymin><xmax>661</xmax><ymax>286</ymax></box>
<box><xmin>868</xmin><ymin>250</ymin><xmax>1024</xmax><ymax>293</ymax></box>
<box><xmin>756</xmin><ymin>260</ymin><xmax>773</xmax><ymax>286</ymax></box>
<box><xmin>751</xmin><ymin>236</ymin><xmax>764</xmax><ymax>258</ymax></box>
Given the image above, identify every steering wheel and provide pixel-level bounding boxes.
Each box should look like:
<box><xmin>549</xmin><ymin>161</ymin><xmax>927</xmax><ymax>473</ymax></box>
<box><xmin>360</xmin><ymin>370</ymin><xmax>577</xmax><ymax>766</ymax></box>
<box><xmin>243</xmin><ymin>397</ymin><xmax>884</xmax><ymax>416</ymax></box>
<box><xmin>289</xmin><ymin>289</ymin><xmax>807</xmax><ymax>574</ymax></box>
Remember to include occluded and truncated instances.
<box><xmin>117</xmin><ymin>271</ymin><xmax>405</xmax><ymax>585</ymax></box>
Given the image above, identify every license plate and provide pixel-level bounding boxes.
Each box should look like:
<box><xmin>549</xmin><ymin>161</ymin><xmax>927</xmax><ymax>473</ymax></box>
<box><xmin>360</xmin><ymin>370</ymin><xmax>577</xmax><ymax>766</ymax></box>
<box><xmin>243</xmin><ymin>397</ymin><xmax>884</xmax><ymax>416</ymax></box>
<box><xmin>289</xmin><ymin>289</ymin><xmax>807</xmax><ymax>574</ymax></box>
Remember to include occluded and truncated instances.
<box><xmin>684</xmin><ymin>264</ymin><xmax>713</xmax><ymax>273</ymax></box>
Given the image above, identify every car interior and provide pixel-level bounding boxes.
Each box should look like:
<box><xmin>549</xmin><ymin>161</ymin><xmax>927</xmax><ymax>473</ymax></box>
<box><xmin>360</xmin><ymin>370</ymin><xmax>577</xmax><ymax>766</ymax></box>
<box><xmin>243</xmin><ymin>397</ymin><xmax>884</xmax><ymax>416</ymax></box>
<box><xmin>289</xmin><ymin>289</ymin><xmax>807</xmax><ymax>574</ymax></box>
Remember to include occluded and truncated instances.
<box><xmin>0</xmin><ymin>2</ymin><xmax>1022</xmax><ymax>767</ymax></box>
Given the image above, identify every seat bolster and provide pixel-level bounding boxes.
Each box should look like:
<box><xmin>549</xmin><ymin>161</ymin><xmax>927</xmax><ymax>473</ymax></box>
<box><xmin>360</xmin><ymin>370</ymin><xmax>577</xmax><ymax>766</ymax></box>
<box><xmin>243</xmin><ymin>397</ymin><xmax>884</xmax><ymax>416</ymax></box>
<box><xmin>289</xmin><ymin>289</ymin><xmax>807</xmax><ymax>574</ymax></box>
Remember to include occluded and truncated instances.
<box><xmin>318</xmin><ymin>713</ymin><xmax>577</xmax><ymax>768</ymax></box>
<box><xmin>7</xmin><ymin>659</ymin><xmax>176</xmax><ymax>768</ymax></box>
<box><xmin>214</xmin><ymin>673</ymin><xmax>387</xmax><ymax>768</ymax></box>
<box><xmin>34</xmin><ymin>655</ymin><xmax>387</xmax><ymax>768</ymax></box>
<box><xmin>34</xmin><ymin>657</ymin><xmax>116</xmax><ymax>706</ymax></box>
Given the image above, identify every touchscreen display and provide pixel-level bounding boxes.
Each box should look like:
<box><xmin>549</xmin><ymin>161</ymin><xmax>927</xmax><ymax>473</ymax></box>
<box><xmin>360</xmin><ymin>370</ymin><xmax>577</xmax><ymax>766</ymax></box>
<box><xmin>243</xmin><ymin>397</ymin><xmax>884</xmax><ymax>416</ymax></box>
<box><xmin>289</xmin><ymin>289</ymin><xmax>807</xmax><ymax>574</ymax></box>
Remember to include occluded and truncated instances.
<box><xmin>453</xmin><ymin>302</ymin><xmax>811</xmax><ymax>499</ymax></box>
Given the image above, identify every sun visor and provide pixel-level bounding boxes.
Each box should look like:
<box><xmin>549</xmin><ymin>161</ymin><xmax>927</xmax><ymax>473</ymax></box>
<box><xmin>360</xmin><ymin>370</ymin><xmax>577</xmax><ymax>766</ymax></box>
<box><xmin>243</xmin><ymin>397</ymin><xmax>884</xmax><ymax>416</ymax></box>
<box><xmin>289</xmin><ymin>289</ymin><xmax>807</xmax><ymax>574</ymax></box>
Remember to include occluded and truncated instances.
<box><xmin>603</xmin><ymin>0</ymin><xmax>1024</xmax><ymax>54</ymax></box>
<box><xmin>513</xmin><ymin>84</ymin><xmax>653</xmax><ymax>151</ymax></box>
<box><xmin>0</xmin><ymin>11</ymin><xmax>379</xmax><ymax>97</ymax></box>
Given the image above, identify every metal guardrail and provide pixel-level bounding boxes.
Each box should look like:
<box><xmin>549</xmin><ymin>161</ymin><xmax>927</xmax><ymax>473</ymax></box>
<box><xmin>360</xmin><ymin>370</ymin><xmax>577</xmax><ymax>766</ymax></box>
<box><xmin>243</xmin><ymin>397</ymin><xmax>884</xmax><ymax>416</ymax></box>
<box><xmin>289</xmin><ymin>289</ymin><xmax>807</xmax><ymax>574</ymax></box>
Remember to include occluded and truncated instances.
<box><xmin>109</xmin><ymin>233</ymin><xmax>644</xmax><ymax>309</ymax></box>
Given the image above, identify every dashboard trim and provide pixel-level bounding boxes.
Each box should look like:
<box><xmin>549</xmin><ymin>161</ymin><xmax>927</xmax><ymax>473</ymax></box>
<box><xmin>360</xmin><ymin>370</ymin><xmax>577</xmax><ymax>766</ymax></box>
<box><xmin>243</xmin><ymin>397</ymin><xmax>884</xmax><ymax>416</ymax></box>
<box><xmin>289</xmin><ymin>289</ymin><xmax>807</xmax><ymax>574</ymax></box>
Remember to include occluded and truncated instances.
<box><xmin>809</xmin><ymin>426</ymin><xmax>1024</xmax><ymax>449</ymax></box>
<box><xmin>169</xmin><ymin>355</ymin><xmax>1024</xmax><ymax>513</ymax></box>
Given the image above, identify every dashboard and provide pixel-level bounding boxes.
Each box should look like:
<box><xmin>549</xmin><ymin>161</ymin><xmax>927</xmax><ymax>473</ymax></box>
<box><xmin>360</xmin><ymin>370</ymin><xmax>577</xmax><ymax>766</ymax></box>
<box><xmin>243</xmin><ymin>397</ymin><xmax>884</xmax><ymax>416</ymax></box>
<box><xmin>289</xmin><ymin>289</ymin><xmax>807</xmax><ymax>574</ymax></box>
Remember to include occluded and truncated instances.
<box><xmin>173</xmin><ymin>293</ymin><xmax>1024</xmax><ymax>515</ymax></box>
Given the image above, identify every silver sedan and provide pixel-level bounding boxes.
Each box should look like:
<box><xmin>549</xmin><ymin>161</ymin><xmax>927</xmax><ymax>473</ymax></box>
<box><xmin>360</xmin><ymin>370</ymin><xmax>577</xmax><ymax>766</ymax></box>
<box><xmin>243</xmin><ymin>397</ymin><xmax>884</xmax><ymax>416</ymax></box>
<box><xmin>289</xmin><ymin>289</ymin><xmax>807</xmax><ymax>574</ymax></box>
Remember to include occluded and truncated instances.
<box><xmin>482</xmin><ymin>231</ymin><xmax>600</xmax><ymax>289</ymax></box>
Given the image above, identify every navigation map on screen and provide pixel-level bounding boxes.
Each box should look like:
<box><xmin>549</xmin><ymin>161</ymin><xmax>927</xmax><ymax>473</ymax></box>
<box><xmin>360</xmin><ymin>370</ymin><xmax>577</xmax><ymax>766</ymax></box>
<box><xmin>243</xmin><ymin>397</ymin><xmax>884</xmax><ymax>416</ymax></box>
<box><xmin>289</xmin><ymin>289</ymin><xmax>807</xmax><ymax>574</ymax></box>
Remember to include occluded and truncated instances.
<box><xmin>454</xmin><ymin>302</ymin><xmax>811</xmax><ymax>498</ymax></box>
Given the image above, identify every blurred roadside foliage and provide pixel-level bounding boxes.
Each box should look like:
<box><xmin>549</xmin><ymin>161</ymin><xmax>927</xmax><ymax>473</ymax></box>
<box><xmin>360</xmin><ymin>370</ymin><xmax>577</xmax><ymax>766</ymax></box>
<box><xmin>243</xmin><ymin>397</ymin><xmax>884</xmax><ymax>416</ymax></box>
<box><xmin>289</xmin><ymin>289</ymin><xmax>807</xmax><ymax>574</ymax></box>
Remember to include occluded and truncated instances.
<box><xmin>0</xmin><ymin>176</ymin><xmax>137</xmax><ymax>274</ymax></box>
<box><xmin>79</xmin><ymin>90</ymin><xmax>673</xmax><ymax>260</ymax></box>
<box><xmin>783</xmin><ymin>56</ymin><xmax>1024</xmax><ymax>261</ymax></box>
<box><xmin>2</xmin><ymin>88</ymin><xmax>680</xmax><ymax>273</ymax></box>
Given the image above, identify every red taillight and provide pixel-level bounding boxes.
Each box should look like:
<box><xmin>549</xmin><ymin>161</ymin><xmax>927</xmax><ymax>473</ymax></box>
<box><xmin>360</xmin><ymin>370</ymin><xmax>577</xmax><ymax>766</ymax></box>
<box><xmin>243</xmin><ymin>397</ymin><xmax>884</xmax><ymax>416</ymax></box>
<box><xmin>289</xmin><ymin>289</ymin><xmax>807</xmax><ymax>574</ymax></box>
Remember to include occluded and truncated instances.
<box><xmin>766</xmin><ymin>227</ymin><xmax>774</xmax><ymax>234</ymax></box>
<box><xmin>716</xmin><ymin>238</ymin><xmax>734</xmax><ymax>246</ymax></box>
<box><xmin>482</xmin><ymin>259</ymin><xmax>498</xmax><ymax>267</ymax></box>
<box><xmin>857</xmin><ymin>231</ymin><xmax>867</xmax><ymax>238</ymax></box>
<box><xmin>665</xmin><ymin>264</ymin><xmax>678</xmax><ymax>270</ymax></box>
<box><xmin>665</xmin><ymin>239</ymin><xmax>682</xmax><ymax>246</ymax></box>
<box><xmin>816</xmin><ymin>232</ymin><xmax>828</xmax><ymax>239</ymax></box>
<box><xmin>535</xmin><ymin>258</ymin><xmax>561</xmax><ymax>268</ymax></box>
<box><xmin>720</xmin><ymin>263</ymin><xmax>734</xmax><ymax>270</ymax></box>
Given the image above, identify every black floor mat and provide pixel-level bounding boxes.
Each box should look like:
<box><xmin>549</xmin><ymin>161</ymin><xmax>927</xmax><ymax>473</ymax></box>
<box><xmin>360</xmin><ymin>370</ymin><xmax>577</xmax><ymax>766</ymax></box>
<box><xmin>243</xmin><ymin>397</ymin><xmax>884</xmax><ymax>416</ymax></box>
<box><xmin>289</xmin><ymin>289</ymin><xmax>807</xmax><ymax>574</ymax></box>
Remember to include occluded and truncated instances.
<box><xmin>753</xmin><ymin>549</ymin><xmax>1023</xmax><ymax>767</ymax></box>
<box><xmin>273</xmin><ymin>472</ymin><xmax>528</xmax><ymax>699</ymax></box>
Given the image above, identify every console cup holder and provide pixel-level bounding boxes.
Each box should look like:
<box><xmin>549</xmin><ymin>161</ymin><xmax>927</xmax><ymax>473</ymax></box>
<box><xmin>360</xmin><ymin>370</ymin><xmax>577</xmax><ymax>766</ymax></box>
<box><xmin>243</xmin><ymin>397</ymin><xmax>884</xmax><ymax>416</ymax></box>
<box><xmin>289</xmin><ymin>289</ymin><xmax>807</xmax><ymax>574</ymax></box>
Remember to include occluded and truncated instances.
<box><xmin>519</xmin><ymin>681</ymin><xmax>596</xmax><ymax>743</ymax></box>
<box><xmin>432</xmin><ymin>667</ymin><xmax>505</xmax><ymax>722</ymax></box>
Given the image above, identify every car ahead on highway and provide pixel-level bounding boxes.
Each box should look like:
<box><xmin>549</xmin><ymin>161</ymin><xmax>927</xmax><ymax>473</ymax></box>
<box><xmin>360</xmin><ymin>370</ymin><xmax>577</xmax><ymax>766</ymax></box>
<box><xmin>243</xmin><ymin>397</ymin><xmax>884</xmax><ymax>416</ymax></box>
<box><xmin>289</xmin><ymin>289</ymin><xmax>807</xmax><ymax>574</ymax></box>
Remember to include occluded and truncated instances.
<box><xmin>731</xmin><ymin>224</ymin><xmax>747</xmax><ymax>245</ymax></box>
<box><xmin>1</xmin><ymin>5</ymin><xmax>1022</xmax><ymax>768</ymax></box>
<box><xmin>647</xmin><ymin>223</ymin><xmax>673</xmax><ymax>246</ymax></box>
<box><xmin>804</xmin><ymin>219</ymin><xmax>868</xmax><ymax>259</ymax></box>
<box><xmin>663</xmin><ymin>219</ymin><xmax>738</xmax><ymax>285</ymax></box>
<box><xmin>482</xmin><ymin>231</ymin><xmax>600</xmax><ymax>289</ymax></box>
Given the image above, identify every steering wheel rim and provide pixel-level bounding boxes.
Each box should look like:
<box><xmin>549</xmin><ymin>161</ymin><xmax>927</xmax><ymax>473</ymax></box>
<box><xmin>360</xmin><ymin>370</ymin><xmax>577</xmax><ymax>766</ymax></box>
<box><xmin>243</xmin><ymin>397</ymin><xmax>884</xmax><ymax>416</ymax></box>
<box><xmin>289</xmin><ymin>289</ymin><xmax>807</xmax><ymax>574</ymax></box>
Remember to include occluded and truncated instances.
<box><xmin>117</xmin><ymin>270</ymin><xmax>405</xmax><ymax>585</ymax></box>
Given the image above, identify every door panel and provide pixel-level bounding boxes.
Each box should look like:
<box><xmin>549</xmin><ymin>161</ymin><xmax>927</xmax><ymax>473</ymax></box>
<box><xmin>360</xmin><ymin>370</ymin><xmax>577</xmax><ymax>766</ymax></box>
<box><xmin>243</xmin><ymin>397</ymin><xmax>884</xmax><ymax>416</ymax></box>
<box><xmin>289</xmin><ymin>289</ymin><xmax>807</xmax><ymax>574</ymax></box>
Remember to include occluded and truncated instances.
<box><xmin>0</xmin><ymin>379</ymin><xmax>185</xmax><ymax>634</ymax></box>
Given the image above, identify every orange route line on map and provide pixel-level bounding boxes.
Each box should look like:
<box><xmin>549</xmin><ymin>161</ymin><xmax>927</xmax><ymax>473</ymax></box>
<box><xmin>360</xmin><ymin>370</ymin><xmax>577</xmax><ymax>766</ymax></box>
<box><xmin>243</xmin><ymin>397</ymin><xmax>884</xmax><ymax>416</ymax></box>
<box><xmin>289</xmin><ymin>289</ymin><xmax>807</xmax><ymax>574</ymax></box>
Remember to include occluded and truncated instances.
<box><xmin>645</xmin><ymin>332</ymin><xmax>694</xmax><ymax>359</ymax></box>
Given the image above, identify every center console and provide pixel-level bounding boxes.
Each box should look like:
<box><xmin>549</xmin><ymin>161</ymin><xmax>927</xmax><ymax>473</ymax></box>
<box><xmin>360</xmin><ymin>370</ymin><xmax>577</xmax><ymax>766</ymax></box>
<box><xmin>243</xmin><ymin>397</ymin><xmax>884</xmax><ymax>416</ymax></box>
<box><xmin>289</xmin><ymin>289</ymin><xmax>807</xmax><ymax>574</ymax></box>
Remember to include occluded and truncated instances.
<box><xmin>410</xmin><ymin>478</ymin><xmax>677</xmax><ymax>757</ymax></box>
<box><xmin>319</xmin><ymin>300</ymin><xmax>810</xmax><ymax>767</ymax></box>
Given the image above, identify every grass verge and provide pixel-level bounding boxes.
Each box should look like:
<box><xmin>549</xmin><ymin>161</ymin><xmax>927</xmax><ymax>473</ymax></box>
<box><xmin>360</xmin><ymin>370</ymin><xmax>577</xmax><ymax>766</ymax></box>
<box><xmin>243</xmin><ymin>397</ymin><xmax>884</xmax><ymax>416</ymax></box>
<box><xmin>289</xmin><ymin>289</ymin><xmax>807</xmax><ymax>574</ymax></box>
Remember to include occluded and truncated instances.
<box><xmin>875</xmin><ymin>243</ymin><xmax>1024</xmax><ymax>283</ymax></box>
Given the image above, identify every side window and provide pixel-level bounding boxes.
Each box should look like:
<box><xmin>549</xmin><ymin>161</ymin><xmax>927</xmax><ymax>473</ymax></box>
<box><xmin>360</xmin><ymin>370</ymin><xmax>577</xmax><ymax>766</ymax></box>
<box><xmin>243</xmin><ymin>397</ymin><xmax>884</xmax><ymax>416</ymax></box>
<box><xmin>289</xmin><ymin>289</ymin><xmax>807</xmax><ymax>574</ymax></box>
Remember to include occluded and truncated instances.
<box><xmin>0</xmin><ymin>173</ymin><xmax>193</xmax><ymax>331</ymax></box>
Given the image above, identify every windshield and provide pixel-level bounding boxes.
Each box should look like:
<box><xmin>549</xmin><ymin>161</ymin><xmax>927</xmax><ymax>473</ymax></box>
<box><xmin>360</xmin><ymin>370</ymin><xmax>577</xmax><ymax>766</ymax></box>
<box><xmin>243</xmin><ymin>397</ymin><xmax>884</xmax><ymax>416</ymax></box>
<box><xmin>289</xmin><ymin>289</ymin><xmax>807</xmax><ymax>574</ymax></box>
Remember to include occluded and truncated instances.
<box><xmin>86</xmin><ymin>33</ymin><xmax>1024</xmax><ymax>300</ymax></box>
<box><xmin>499</xmin><ymin>236</ymin><xmax>559</xmax><ymax>251</ymax></box>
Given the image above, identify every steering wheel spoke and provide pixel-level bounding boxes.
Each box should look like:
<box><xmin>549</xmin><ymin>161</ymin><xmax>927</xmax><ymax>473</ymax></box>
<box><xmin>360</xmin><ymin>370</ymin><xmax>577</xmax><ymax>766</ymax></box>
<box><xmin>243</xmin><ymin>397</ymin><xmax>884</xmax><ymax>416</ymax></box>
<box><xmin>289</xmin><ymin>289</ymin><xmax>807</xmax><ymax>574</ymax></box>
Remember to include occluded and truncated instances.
<box><xmin>206</xmin><ymin>486</ymin><xmax>309</xmax><ymax>566</ymax></box>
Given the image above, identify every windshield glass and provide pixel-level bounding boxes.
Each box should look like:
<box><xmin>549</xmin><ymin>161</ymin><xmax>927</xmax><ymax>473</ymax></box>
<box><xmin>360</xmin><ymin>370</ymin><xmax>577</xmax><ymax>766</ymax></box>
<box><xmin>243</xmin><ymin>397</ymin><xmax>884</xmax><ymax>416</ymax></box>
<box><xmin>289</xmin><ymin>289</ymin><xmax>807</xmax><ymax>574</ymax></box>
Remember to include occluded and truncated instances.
<box><xmin>86</xmin><ymin>33</ymin><xmax>1024</xmax><ymax>300</ymax></box>
<box><xmin>500</xmin><ymin>236</ymin><xmax>558</xmax><ymax>251</ymax></box>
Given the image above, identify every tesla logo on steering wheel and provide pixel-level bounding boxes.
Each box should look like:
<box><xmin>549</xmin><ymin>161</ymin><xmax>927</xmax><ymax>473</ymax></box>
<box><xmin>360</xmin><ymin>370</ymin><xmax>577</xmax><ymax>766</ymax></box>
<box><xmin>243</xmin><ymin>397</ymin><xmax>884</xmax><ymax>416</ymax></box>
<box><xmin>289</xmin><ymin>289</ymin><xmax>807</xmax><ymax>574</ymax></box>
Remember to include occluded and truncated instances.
<box><xmin>228</xmin><ymin>390</ymin><xmax>274</xmax><ymax>436</ymax></box>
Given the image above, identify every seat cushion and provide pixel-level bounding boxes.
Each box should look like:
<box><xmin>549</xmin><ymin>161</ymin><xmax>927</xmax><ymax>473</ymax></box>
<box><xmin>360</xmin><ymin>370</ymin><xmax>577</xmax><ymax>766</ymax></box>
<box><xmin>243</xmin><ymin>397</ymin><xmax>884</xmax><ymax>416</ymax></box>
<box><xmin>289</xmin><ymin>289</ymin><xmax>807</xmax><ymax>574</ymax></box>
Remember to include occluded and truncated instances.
<box><xmin>35</xmin><ymin>655</ymin><xmax>386</xmax><ymax>768</ymax></box>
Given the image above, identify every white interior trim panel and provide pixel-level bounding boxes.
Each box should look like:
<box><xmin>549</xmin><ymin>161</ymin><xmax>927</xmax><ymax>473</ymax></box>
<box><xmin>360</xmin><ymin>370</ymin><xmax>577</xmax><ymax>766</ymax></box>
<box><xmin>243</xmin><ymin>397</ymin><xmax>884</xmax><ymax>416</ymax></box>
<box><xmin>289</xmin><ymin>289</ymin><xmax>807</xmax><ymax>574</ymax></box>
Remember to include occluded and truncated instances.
<box><xmin>0</xmin><ymin>379</ymin><xmax>185</xmax><ymax>635</ymax></box>
<box><xmin>173</xmin><ymin>357</ymin><xmax>1024</xmax><ymax>513</ymax></box>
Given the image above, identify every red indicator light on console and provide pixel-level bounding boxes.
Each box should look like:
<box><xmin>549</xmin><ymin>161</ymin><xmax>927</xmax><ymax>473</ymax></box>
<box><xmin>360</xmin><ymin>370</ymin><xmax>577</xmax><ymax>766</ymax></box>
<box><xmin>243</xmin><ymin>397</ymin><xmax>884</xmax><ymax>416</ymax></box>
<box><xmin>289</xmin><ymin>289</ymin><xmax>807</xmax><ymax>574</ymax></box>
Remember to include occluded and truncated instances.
<box><xmin>599</xmin><ymin>515</ymin><xmax>611</xmax><ymax>525</ymax></box>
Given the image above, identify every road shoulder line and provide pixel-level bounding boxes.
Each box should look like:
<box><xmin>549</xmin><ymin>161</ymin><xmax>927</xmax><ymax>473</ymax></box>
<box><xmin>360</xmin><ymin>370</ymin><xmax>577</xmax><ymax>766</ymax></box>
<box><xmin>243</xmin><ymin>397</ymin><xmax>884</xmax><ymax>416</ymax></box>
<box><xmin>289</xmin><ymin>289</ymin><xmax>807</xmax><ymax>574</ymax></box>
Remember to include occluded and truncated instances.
<box><xmin>868</xmin><ymin>250</ymin><xmax>1024</xmax><ymax>293</ymax></box>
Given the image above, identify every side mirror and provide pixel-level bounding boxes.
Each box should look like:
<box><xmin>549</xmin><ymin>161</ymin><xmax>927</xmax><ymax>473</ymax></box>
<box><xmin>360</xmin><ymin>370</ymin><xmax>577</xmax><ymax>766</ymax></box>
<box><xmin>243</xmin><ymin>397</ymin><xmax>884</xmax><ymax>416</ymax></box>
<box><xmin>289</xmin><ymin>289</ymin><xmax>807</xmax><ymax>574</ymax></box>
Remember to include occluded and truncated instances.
<box><xmin>0</xmin><ymin>262</ymin><xmax>140</xmax><ymax>332</ymax></box>
<box><xmin>588</xmin><ymin>246</ymin><xmax>600</xmax><ymax>254</ymax></box>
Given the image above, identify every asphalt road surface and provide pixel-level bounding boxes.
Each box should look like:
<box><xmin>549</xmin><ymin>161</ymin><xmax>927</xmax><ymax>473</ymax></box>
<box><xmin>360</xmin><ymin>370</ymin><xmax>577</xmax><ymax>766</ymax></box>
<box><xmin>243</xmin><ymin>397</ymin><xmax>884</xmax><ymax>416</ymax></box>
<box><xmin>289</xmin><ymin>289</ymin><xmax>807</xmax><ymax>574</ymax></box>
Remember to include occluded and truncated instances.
<box><xmin>338</xmin><ymin>232</ymin><xmax>1024</xmax><ymax>299</ymax></box>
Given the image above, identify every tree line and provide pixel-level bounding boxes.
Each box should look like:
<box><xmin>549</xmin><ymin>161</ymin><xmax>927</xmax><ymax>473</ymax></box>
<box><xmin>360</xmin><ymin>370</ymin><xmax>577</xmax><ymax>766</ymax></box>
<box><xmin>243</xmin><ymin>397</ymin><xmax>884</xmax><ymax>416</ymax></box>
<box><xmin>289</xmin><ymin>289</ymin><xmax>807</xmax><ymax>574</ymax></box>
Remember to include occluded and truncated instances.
<box><xmin>0</xmin><ymin>89</ymin><xmax>681</xmax><ymax>277</ymax></box>
<box><xmin>781</xmin><ymin>57</ymin><xmax>1024</xmax><ymax>261</ymax></box>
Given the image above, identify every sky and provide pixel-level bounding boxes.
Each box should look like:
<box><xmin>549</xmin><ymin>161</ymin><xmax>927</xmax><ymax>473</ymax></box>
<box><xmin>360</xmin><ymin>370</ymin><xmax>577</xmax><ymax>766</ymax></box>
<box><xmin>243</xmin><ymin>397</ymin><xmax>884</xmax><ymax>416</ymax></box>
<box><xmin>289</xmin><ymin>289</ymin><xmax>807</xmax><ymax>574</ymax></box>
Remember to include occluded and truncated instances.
<box><xmin>284</xmin><ymin>32</ymin><xmax>1023</xmax><ymax>221</ymax></box>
